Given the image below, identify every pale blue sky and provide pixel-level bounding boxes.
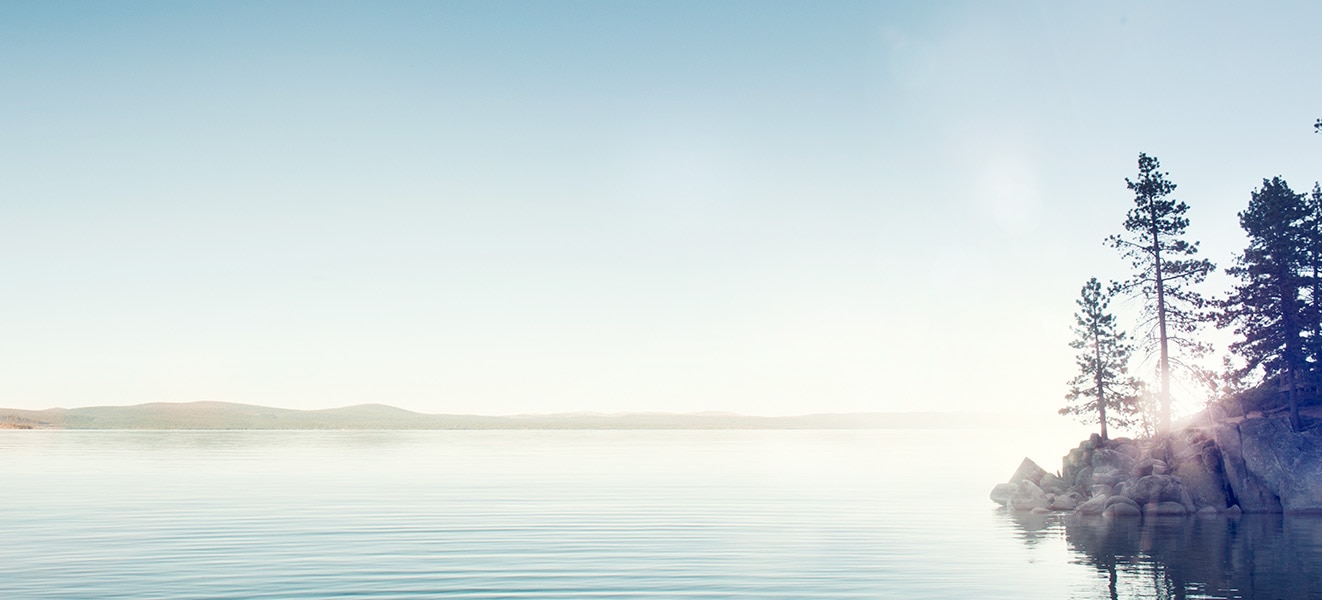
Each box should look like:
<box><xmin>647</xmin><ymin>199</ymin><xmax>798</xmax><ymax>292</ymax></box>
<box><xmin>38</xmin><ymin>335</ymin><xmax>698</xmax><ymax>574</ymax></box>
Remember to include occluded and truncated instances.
<box><xmin>2</xmin><ymin>1</ymin><xmax>1320</xmax><ymax>419</ymax></box>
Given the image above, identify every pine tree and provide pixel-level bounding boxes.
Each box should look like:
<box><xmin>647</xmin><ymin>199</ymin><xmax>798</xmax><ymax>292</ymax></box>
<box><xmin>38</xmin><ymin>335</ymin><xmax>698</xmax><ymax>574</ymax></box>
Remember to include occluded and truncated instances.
<box><xmin>1219</xmin><ymin>177</ymin><xmax>1310</xmax><ymax>431</ymax></box>
<box><xmin>1108</xmin><ymin>153</ymin><xmax>1215</xmax><ymax>434</ymax></box>
<box><xmin>1061</xmin><ymin>278</ymin><xmax>1141</xmax><ymax>439</ymax></box>
<box><xmin>1304</xmin><ymin>183</ymin><xmax>1322</xmax><ymax>373</ymax></box>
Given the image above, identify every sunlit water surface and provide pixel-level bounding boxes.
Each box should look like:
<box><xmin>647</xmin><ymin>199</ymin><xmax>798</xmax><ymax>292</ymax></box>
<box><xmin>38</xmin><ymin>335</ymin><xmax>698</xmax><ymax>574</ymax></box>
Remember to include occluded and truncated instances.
<box><xmin>3</xmin><ymin>429</ymin><xmax>1321</xmax><ymax>599</ymax></box>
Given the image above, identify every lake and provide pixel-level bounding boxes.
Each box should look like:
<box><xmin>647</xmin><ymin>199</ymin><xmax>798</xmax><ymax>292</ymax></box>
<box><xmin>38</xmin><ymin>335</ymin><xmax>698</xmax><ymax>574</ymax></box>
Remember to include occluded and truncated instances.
<box><xmin>3</xmin><ymin>429</ymin><xmax>1321</xmax><ymax>599</ymax></box>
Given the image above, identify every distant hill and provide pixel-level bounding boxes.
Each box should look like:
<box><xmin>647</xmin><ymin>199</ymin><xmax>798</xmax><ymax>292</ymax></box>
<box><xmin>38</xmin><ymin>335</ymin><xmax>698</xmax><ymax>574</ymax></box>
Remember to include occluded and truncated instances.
<box><xmin>0</xmin><ymin>401</ymin><xmax>1016</xmax><ymax>430</ymax></box>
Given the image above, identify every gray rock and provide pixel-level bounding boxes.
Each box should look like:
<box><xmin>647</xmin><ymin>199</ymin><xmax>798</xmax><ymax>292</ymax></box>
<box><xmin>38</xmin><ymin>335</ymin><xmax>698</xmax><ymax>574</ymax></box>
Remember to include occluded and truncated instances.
<box><xmin>1238</xmin><ymin>418</ymin><xmax>1322</xmax><ymax>513</ymax></box>
<box><xmin>1038</xmin><ymin>472</ymin><xmax>1068</xmax><ymax>494</ymax></box>
<box><xmin>1196</xmin><ymin>505</ymin><xmax>1219</xmax><ymax>516</ymax></box>
<box><xmin>1213</xmin><ymin>422</ymin><xmax>1283</xmax><ymax>513</ymax></box>
<box><xmin>1145</xmin><ymin>501</ymin><xmax>1188</xmax><ymax>516</ymax></box>
<box><xmin>1090</xmin><ymin>484</ymin><xmax>1113</xmax><ymax>498</ymax></box>
<box><xmin>1122</xmin><ymin>474</ymin><xmax>1188</xmax><ymax>507</ymax></box>
<box><xmin>1091</xmin><ymin>465</ymin><xmax>1127</xmax><ymax>487</ymax></box>
<box><xmin>1104</xmin><ymin>495</ymin><xmax>1141</xmax><ymax>511</ymax></box>
<box><xmin>1050</xmin><ymin>491</ymin><xmax>1084</xmax><ymax>511</ymax></box>
<box><xmin>1226</xmin><ymin>505</ymin><xmax>1243</xmax><ymax>517</ymax></box>
<box><xmin>1174</xmin><ymin>454</ymin><xmax>1229</xmax><ymax>510</ymax></box>
<box><xmin>1011</xmin><ymin>480</ymin><xmax>1049</xmax><ymax>511</ymax></box>
<box><xmin>1030</xmin><ymin>506</ymin><xmax>1051</xmax><ymax>515</ymax></box>
<box><xmin>1008</xmin><ymin>457</ymin><xmax>1049</xmax><ymax>486</ymax></box>
<box><xmin>990</xmin><ymin>483</ymin><xmax>1017</xmax><ymax>506</ymax></box>
<box><xmin>1103</xmin><ymin>502</ymin><xmax>1141</xmax><ymax>518</ymax></box>
<box><xmin>1091</xmin><ymin>448</ymin><xmax>1137</xmax><ymax>474</ymax></box>
<box><xmin>1074</xmin><ymin>494</ymin><xmax>1109</xmax><ymax>516</ymax></box>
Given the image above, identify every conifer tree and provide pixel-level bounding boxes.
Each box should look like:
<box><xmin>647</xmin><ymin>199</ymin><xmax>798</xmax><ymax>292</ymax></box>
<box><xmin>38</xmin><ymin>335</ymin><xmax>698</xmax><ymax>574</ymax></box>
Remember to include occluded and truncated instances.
<box><xmin>1061</xmin><ymin>278</ymin><xmax>1140</xmax><ymax>439</ymax></box>
<box><xmin>1305</xmin><ymin>182</ymin><xmax>1322</xmax><ymax>372</ymax></box>
<box><xmin>1220</xmin><ymin>177</ymin><xmax>1310</xmax><ymax>431</ymax></box>
<box><xmin>1108</xmin><ymin>153</ymin><xmax>1215</xmax><ymax>434</ymax></box>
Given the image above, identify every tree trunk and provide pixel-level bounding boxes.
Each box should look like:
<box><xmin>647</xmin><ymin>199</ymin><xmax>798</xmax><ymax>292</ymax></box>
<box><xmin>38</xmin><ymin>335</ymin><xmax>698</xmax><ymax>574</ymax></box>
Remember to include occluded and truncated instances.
<box><xmin>1151</xmin><ymin>217</ymin><xmax>1171</xmax><ymax>435</ymax></box>
<box><xmin>1095</xmin><ymin>329</ymin><xmax>1108</xmax><ymax>440</ymax></box>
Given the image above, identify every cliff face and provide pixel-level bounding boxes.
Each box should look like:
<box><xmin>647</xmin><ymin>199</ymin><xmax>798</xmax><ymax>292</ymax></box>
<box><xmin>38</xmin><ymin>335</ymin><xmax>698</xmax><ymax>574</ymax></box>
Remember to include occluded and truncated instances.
<box><xmin>993</xmin><ymin>415</ymin><xmax>1322</xmax><ymax>516</ymax></box>
<box><xmin>1220</xmin><ymin>418</ymin><xmax>1322</xmax><ymax>512</ymax></box>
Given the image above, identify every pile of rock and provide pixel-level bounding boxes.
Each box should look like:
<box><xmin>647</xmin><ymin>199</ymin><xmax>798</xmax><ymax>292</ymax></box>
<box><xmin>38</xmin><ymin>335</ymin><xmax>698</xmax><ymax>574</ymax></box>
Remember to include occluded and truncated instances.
<box><xmin>991</xmin><ymin>427</ymin><xmax>1238</xmax><ymax>517</ymax></box>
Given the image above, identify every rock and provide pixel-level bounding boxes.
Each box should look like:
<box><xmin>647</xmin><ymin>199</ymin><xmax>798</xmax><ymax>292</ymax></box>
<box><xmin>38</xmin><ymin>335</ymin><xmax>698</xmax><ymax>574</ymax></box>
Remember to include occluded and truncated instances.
<box><xmin>1145</xmin><ymin>501</ymin><xmax>1188</xmax><ymax>516</ymax></box>
<box><xmin>1104</xmin><ymin>495</ymin><xmax>1141</xmax><ymax>512</ymax></box>
<box><xmin>1073</xmin><ymin>466</ymin><xmax>1095</xmax><ymax>488</ymax></box>
<box><xmin>1050</xmin><ymin>491</ymin><xmax>1084</xmax><ymax>511</ymax></box>
<box><xmin>1008</xmin><ymin>457</ymin><xmax>1049</xmax><ymax>486</ymax></box>
<box><xmin>1090</xmin><ymin>484</ymin><xmax>1113</xmax><ymax>498</ymax></box>
<box><xmin>990</xmin><ymin>483</ymin><xmax>1017</xmax><ymax>506</ymax></box>
<box><xmin>1122</xmin><ymin>474</ymin><xmax>1189</xmax><ymax>508</ymax></box>
<box><xmin>1091</xmin><ymin>448</ymin><xmax>1137</xmax><ymax>473</ymax></box>
<box><xmin>1131</xmin><ymin>458</ymin><xmax>1169</xmax><ymax>478</ymax></box>
<box><xmin>1038</xmin><ymin>472</ymin><xmax>1068</xmax><ymax>494</ymax></box>
<box><xmin>1238</xmin><ymin>418</ymin><xmax>1322</xmax><ymax>513</ymax></box>
<box><xmin>1062</xmin><ymin>447</ymin><xmax>1090</xmax><ymax>485</ymax></box>
<box><xmin>1091</xmin><ymin>465</ymin><xmax>1127</xmax><ymax>487</ymax></box>
<box><xmin>1213</xmin><ymin>422</ymin><xmax>1283</xmax><ymax>513</ymax></box>
<box><xmin>1226</xmin><ymin>505</ymin><xmax>1243</xmax><ymax>517</ymax></box>
<box><xmin>1103</xmin><ymin>502</ymin><xmax>1141</xmax><ymax>518</ymax></box>
<box><xmin>1174</xmin><ymin>454</ymin><xmax>1229</xmax><ymax>510</ymax></box>
<box><xmin>1011</xmin><ymin>480</ymin><xmax>1049</xmax><ymax>511</ymax></box>
<box><xmin>1196</xmin><ymin>505</ymin><xmax>1219</xmax><ymax>516</ymax></box>
<box><xmin>1031</xmin><ymin>506</ymin><xmax>1051</xmax><ymax>515</ymax></box>
<box><xmin>1074</xmin><ymin>494</ymin><xmax>1109</xmax><ymax>516</ymax></box>
<box><xmin>1113</xmin><ymin>442</ymin><xmax>1142</xmax><ymax>461</ymax></box>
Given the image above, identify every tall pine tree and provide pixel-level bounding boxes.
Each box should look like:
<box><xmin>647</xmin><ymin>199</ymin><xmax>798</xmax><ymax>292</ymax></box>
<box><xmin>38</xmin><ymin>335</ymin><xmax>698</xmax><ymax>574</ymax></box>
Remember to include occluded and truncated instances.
<box><xmin>1220</xmin><ymin>177</ymin><xmax>1310</xmax><ymax>431</ymax></box>
<box><xmin>1108</xmin><ymin>153</ymin><xmax>1215</xmax><ymax>434</ymax></box>
<box><xmin>1061</xmin><ymin>278</ymin><xmax>1140</xmax><ymax>439</ymax></box>
<box><xmin>1305</xmin><ymin>182</ymin><xmax>1322</xmax><ymax>374</ymax></box>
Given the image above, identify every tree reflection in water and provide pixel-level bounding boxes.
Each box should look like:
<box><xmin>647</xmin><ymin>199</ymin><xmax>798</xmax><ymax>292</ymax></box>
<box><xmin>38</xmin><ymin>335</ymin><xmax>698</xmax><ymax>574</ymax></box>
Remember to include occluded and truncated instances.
<box><xmin>1002</xmin><ymin>511</ymin><xmax>1322</xmax><ymax>599</ymax></box>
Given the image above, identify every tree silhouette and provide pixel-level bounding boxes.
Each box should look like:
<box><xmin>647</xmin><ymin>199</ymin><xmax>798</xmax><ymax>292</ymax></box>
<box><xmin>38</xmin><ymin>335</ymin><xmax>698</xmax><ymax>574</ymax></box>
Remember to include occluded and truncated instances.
<box><xmin>1220</xmin><ymin>177</ymin><xmax>1310</xmax><ymax>431</ymax></box>
<box><xmin>1108</xmin><ymin>153</ymin><xmax>1215</xmax><ymax>434</ymax></box>
<box><xmin>1061</xmin><ymin>278</ymin><xmax>1141</xmax><ymax>439</ymax></box>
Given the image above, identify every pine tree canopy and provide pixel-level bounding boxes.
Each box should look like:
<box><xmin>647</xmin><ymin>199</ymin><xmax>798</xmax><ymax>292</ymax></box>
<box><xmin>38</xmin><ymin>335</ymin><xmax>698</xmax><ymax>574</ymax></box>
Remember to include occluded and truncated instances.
<box><xmin>1220</xmin><ymin>177</ymin><xmax>1310</xmax><ymax>378</ymax></box>
<box><xmin>1061</xmin><ymin>277</ymin><xmax>1141</xmax><ymax>438</ymax></box>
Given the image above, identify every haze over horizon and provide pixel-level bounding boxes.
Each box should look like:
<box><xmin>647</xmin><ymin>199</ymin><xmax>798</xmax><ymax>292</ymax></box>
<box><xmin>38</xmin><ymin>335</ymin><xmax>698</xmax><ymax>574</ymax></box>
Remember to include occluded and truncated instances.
<box><xmin>2</xmin><ymin>2</ymin><xmax>1320</xmax><ymax>427</ymax></box>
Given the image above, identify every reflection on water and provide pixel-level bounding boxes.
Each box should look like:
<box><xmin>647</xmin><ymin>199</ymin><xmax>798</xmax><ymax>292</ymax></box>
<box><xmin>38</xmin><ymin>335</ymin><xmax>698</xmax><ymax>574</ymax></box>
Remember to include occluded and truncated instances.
<box><xmin>1003</xmin><ymin>511</ymin><xmax>1322</xmax><ymax>599</ymax></box>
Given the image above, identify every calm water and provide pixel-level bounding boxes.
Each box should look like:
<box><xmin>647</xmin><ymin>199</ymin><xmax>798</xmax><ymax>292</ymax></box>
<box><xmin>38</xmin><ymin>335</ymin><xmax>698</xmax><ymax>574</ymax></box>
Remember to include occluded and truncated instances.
<box><xmin>2</xmin><ymin>429</ymin><xmax>1321</xmax><ymax>599</ymax></box>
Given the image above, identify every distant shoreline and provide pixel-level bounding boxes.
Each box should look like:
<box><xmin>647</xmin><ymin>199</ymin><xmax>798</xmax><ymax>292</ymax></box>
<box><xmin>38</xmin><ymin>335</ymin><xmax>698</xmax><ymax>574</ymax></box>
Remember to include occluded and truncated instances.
<box><xmin>0</xmin><ymin>401</ymin><xmax>1017</xmax><ymax>431</ymax></box>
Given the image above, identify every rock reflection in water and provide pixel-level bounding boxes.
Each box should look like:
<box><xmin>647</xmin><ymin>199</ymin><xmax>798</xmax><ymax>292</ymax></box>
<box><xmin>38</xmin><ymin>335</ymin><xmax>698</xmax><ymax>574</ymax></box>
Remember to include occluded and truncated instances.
<box><xmin>1005</xmin><ymin>511</ymin><xmax>1322</xmax><ymax>599</ymax></box>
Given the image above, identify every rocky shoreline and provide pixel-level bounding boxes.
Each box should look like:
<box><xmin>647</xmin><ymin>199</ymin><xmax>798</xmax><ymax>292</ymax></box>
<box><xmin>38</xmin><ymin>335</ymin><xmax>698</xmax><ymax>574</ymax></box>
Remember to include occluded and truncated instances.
<box><xmin>991</xmin><ymin>414</ymin><xmax>1322</xmax><ymax>516</ymax></box>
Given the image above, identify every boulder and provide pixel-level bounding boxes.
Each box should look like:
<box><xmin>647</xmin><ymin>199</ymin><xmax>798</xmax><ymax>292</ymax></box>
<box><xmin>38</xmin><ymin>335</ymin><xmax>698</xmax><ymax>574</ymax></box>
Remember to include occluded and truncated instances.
<box><xmin>990</xmin><ymin>483</ymin><xmax>1017</xmax><ymax>506</ymax></box>
<box><xmin>1104</xmin><ymin>495</ymin><xmax>1141</xmax><ymax>512</ymax></box>
<box><xmin>1145</xmin><ymin>501</ymin><xmax>1188</xmax><ymax>516</ymax></box>
<box><xmin>1010</xmin><ymin>480</ymin><xmax>1049</xmax><ymax>511</ymax></box>
<box><xmin>1238</xmin><ymin>418</ymin><xmax>1322</xmax><ymax>513</ymax></box>
<box><xmin>1122</xmin><ymin>474</ymin><xmax>1192</xmax><ymax>510</ymax></box>
<box><xmin>1103</xmin><ymin>502</ymin><xmax>1141</xmax><ymax>518</ymax></box>
<box><xmin>1174</xmin><ymin>453</ymin><xmax>1229</xmax><ymax>510</ymax></box>
<box><xmin>1091</xmin><ymin>448</ymin><xmax>1137</xmax><ymax>474</ymax></box>
<box><xmin>1213</xmin><ymin>422</ymin><xmax>1283</xmax><ymax>513</ymax></box>
<box><xmin>1090</xmin><ymin>484</ymin><xmax>1113</xmax><ymax>498</ymax></box>
<box><xmin>1038</xmin><ymin>472</ymin><xmax>1068</xmax><ymax>494</ymax></box>
<box><xmin>1074</xmin><ymin>494</ymin><xmax>1109</xmax><ymax>516</ymax></box>
<box><xmin>1049</xmin><ymin>491</ymin><xmax>1084</xmax><ymax>511</ymax></box>
<box><xmin>1030</xmin><ymin>506</ymin><xmax>1051</xmax><ymax>515</ymax></box>
<box><xmin>1196</xmin><ymin>505</ymin><xmax>1219</xmax><ymax>516</ymax></box>
<box><xmin>1008</xmin><ymin>457</ymin><xmax>1049</xmax><ymax>486</ymax></box>
<box><xmin>1091</xmin><ymin>465</ymin><xmax>1128</xmax><ymax>487</ymax></box>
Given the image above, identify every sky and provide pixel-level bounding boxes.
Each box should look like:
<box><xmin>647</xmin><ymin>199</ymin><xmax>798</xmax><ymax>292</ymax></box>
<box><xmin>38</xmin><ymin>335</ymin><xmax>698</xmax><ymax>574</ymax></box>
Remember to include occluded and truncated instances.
<box><xmin>1</xmin><ymin>1</ymin><xmax>1320</xmax><ymax>421</ymax></box>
